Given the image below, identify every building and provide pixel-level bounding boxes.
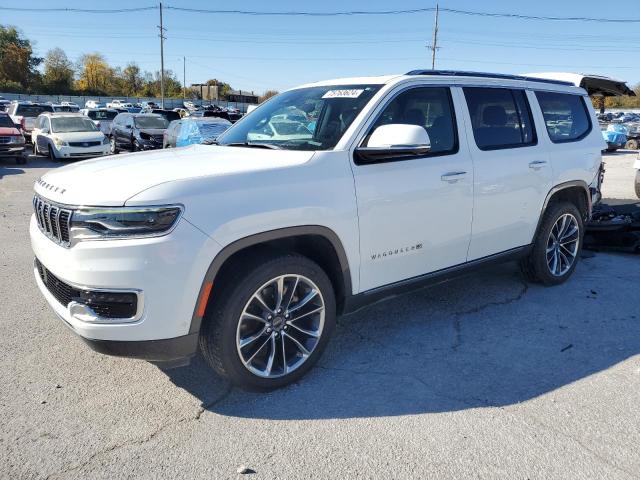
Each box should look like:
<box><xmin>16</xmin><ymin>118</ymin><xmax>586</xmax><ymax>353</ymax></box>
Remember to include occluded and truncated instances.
<box><xmin>227</xmin><ymin>89</ymin><xmax>259</xmax><ymax>104</ymax></box>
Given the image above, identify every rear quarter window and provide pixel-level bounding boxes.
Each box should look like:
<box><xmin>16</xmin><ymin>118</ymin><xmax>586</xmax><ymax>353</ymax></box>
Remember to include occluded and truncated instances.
<box><xmin>535</xmin><ymin>92</ymin><xmax>592</xmax><ymax>143</ymax></box>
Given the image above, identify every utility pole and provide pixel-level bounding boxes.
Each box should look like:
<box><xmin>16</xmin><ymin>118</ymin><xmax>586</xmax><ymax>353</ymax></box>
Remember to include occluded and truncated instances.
<box><xmin>427</xmin><ymin>3</ymin><xmax>440</xmax><ymax>70</ymax></box>
<box><xmin>158</xmin><ymin>2</ymin><xmax>166</xmax><ymax>108</ymax></box>
<box><xmin>183</xmin><ymin>56</ymin><xmax>186</xmax><ymax>100</ymax></box>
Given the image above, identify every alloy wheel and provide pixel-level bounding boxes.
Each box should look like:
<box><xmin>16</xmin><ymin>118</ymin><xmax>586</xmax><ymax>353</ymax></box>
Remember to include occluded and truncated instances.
<box><xmin>236</xmin><ymin>274</ymin><xmax>325</xmax><ymax>378</ymax></box>
<box><xmin>546</xmin><ymin>213</ymin><xmax>580</xmax><ymax>276</ymax></box>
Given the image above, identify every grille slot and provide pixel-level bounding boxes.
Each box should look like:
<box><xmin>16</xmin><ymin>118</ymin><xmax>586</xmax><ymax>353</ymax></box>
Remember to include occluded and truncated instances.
<box><xmin>35</xmin><ymin>259</ymin><xmax>138</xmax><ymax>319</ymax></box>
<box><xmin>68</xmin><ymin>141</ymin><xmax>100</xmax><ymax>147</ymax></box>
<box><xmin>33</xmin><ymin>195</ymin><xmax>72</xmax><ymax>246</ymax></box>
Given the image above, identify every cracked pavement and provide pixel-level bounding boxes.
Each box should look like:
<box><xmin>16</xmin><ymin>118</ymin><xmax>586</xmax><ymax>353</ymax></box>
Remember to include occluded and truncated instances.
<box><xmin>1</xmin><ymin>153</ymin><xmax>639</xmax><ymax>479</ymax></box>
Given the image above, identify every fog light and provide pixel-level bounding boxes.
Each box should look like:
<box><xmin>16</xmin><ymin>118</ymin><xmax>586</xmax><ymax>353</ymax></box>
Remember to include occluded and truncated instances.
<box><xmin>68</xmin><ymin>290</ymin><xmax>139</xmax><ymax>323</ymax></box>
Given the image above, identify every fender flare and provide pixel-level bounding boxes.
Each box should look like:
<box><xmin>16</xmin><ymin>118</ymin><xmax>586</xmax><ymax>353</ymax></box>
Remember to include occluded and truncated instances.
<box><xmin>188</xmin><ymin>225</ymin><xmax>353</xmax><ymax>334</ymax></box>
<box><xmin>533</xmin><ymin>180</ymin><xmax>590</xmax><ymax>242</ymax></box>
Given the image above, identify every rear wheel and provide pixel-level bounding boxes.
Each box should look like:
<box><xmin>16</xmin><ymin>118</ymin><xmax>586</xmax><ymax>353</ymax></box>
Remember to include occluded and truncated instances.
<box><xmin>625</xmin><ymin>139</ymin><xmax>639</xmax><ymax>150</ymax></box>
<box><xmin>521</xmin><ymin>202</ymin><xmax>583</xmax><ymax>286</ymax></box>
<box><xmin>200</xmin><ymin>253</ymin><xmax>336</xmax><ymax>391</ymax></box>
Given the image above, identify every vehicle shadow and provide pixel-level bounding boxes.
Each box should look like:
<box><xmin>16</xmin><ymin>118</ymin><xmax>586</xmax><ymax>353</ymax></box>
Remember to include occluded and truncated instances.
<box><xmin>162</xmin><ymin>256</ymin><xmax>640</xmax><ymax>420</ymax></box>
<box><xmin>0</xmin><ymin>165</ymin><xmax>25</xmax><ymax>179</ymax></box>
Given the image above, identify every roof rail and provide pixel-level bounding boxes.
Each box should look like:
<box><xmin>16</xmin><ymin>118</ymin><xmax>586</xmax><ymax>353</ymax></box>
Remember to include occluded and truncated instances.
<box><xmin>405</xmin><ymin>70</ymin><xmax>574</xmax><ymax>86</ymax></box>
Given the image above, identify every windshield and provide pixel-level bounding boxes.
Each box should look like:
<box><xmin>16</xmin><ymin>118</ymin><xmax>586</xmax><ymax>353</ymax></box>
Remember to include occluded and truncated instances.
<box><xmin>0</xmin><ymin>115</ymin><xmax>16</xmax><ymax>128</ymax></box>
<box><xmin>198</xmin><ymin>121</ymin><xmax>231</xmax><ymax>140</ymax></box>
<box><xmin>16</xmin><ymin>104</ymin><xmax>54</xmax><ymax>117</ymax></box>
<box><xmin>87</xmin><ymin>110</ymin><xmax>117</xmax><ymax>120</ymax></box>
<box><xmin>135</xmin><ymin>116</ymin><xmax>169</xmax><ymax>129</ymax></box>
<box><xmin>51</xmin><ymin>117</ymin><xmax>99</xmax><ymax>133</ymax></box>
<box><xmin>217</xmin><ymin>84</ymin><xmax>381</xmax><ymax>150</ymax></box>
<box><xmin>53</xmin><ymin>105</ymin><xmax>79</xmax><ymax>112</ymax></box>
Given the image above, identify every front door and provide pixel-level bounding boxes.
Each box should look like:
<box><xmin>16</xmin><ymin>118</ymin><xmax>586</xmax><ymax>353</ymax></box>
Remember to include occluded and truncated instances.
<box><xmin>352</xmin><ymin>85</ymin><xmax>474</xmax><ymax>291</ymax></box>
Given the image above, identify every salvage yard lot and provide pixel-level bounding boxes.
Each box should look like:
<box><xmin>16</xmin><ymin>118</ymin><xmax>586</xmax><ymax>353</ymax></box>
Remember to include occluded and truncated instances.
<box><xmin>1</xmin><ymin>153</ymin><xmax>639</xmax><ymax>479</ymax></box>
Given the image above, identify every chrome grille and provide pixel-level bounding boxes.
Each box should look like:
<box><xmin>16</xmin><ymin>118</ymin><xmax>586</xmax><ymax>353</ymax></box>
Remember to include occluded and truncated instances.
<box><xmin>33</xmin><ymin>195</ymin><xmax>72</xmax><ymax>246</ymax></box>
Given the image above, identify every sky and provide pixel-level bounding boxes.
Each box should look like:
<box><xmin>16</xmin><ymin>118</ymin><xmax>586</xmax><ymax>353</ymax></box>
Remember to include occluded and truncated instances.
<box><xmin>2</xmin><ymin>0</ymin><xmax>640</xmax><ymax>94</ymax></box>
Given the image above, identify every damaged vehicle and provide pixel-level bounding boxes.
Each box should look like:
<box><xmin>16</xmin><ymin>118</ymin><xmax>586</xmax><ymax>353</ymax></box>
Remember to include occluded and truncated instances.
<box><xmin>602</xmin><ymin>123</ymin><xmax>628</xmax><ymax>152</ymax></box>
<box><xmin>31</xmin><ymin>70</ymin><xmax>617</xmax><ymax>390</ymax></box>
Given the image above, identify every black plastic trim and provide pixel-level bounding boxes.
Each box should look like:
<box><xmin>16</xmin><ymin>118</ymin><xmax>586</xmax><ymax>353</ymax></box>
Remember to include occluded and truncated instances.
<box><xmin>343</xmin><ymin>245</ymin><xmax>532</xmax><ymax>315</ymax></box>
<box><xmin>188</xmin><ymin>226</ymin><xmax>353</xmax><ymax>334</ymax></box>
<box><xmin>81</xmin><ymin>332</ymin><xmax>199</xmax><ymax>365</ymax></box>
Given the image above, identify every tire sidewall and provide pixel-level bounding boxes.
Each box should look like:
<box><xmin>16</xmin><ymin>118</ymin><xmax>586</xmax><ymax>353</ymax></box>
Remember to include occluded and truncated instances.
<box><xmin>208</xmin><ymin>256</ymin><xmax>336</xmax><ymax>391</ymax></box>
<box><xmin>532</xmin><ymin>202</ymin><xmax>584</xmax><ymax>285</ymax></box>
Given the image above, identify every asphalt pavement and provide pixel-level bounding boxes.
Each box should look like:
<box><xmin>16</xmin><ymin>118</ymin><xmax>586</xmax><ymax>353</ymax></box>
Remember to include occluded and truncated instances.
<box><xmin>0</xmin><ymin>152</ymin><xmax>638</xmax><ymax>479</ymax></box>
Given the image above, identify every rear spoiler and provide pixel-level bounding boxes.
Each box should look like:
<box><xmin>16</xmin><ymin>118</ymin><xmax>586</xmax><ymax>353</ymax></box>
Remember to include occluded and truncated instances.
<box><xmin>523</xmin><ymin>72</ymin><xmax>635</xmax><ymax>97</ymax></box>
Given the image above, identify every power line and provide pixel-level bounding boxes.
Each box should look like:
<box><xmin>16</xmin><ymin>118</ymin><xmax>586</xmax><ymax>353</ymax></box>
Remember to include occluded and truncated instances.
<box><xmin>0</xmin><ymin>6</ymin><xmax>156</xmax><ymax>13</ymax></box>
<box><xmin>165</xmin><ymin>6</ymin><xmax>436</xmax><ymax>16</ymax></box>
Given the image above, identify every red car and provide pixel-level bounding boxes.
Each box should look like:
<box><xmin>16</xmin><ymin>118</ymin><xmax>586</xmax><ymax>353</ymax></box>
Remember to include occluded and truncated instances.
<box><xmin>0</xmin><ymin>112</ymin><xmax>26</xmax><ymax>164</ymax></box>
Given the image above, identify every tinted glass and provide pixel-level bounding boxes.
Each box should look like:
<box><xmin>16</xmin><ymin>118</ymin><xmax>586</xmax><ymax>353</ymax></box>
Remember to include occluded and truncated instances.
<box><xmin>535</xmin><ymin>91</ymin><xmax>591</xmax><ymax>143</ymax></box>
<box><xmin>134</xmin><ymin>116</ymin><xmax>169</xmax><ymax>129</ymax></box>
<box><xmin>0</xmin><ymin>115</ymin><xmax>15</xmax><ymax>128</ymax></box>
<box><xmin>217</xmin><ymin>84</ymin><xmax>381</xmax><ymax>151</ymax></box>
<box><xmin>366</xmin><ymin>86</ymin><xmax>457</xmax><ymax>154</ymax></box>
<box><xmin>16</xmin><ymin>104</ymin><xmax>54</xmax><ymax>117</ymax></box>
<box><xmin>87</xmin><ymin>110</ymin><xmax>117</xmax><ymax>120</ymax></box>
<box><xmin>464</xmin><ymin>88</ymin><xmax>536</xmax><ymax>150</ymax></box>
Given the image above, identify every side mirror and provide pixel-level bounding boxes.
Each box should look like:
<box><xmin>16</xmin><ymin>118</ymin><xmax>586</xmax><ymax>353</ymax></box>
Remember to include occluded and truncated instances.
<box><xmin>355</xmin><ymin>124</ymin><xmax>431</xmax><ymax>164</ymax></box>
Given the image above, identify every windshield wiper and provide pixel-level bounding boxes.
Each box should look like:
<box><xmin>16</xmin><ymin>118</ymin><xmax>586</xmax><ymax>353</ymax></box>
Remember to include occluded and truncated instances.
<box><xmin>223</xmin><ymin>142</ymin><xmax>282</xmax><ymax>150</ymax></box>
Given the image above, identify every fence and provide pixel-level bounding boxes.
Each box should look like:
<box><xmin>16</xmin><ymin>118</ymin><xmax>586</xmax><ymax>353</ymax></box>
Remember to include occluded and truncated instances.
<box><xmin>0</xmin><ymin>92</ymin><xmax>256</xmax><ymax>113</ymax></box>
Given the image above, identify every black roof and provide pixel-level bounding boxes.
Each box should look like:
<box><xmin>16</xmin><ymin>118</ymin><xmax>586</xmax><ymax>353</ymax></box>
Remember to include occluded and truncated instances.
<box><xmin>405</xmin><ymin>70</ymin><xmax>573</xmax><ymax>86</ymax></box>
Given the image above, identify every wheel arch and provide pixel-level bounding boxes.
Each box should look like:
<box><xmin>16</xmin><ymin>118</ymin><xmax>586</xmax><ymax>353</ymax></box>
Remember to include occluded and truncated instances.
<box><xmin>188</xmin><ymin>226</ymin><xmax>353</xmax><ymax>334</ymax></box>
<box><xmin>533</xmin><ymin>181</ymin><xmax>590</xmax><ymax>242</ymax></box>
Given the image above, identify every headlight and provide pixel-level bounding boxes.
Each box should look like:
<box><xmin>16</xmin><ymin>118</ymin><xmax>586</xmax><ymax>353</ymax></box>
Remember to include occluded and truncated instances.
<box><xmin>8</xmin><ymin>135</ymin><xmax>25</xmax><ymax>144</ymax></box>
<box><xmin>70</xmin><ymin>206</ymin><xmax>182</xmax><ymax>240</ymax></box>
<box><xmin>101</xmin><ymin>136</ymin><xmax>109</xmax><ymax>145</ymax></box>
<box><xmin>53</xmin><ymin>136</ymin><xmax>68</xmax><ymax>147</ymax></box>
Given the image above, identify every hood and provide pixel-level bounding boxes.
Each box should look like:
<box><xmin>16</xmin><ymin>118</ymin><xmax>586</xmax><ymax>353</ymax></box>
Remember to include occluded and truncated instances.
<box><xmin>53</xmin><ymin>131</ymin><xmax>105</xmax><ymax>142</ymax></box>
<box><xmin>0</xmin><ymin>126</ymin><xmax>20</xmax><ymax>135</ymax></box>
<box><xmin>34</xmin><ymin>144</ymin><xmax>315</xmax><ymax>206</ymax></box>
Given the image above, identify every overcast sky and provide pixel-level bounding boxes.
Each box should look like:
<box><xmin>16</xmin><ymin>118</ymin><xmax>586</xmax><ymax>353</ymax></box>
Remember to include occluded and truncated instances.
<box><xmin>2</xmin><ymin>0</ymin><xmax>639</xmax><ymax>93</ymax></box>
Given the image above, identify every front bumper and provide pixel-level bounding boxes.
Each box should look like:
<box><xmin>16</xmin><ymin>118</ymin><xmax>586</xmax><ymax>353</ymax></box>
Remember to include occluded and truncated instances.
<box><xmin>54</xmin><ymin>144</ymin><xmax>110</xmax><ymax>159</ymax></box>
<box><xmin>30</xmin><ymin>214</ymin><xmax>220</xmax><ymax>349</ymax></box>
<box><xmin>0</xmin><ymin>145</ymin><xmax>25</xmax><ymax>158</ymax></box>
<box><xmin>137</xmin><ymin>138</ymin><xmax>163</xmax><ymax>150</ymax></box>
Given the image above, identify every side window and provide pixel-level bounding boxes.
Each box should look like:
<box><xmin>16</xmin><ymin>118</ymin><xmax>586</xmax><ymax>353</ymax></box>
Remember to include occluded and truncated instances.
<box><xmin>365</xmin><ymin>86</ymin><xmax>458</xmax><ymax>155</ymax></box>
<box><xmin>463</xmin><ymin>87</ymin><xmax>537</xmax><ymax>150</ymax></box>
<box><xmin>535</xmin><ymin>91</ymin><xmax>591</xmax><ymax>143</ymax></box>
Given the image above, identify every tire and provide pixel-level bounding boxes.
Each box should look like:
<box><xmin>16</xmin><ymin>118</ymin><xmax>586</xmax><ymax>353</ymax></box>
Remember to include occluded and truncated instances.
<box><xmin>15</xmin><ymin>156</ymin><xmax>26</xmax><ymax>165</ymax></box>
<box><xmin>110</xmin><ymin>136</ymin><xmax>118</xmax><ymax>154</ymax></box>
<box><xmin>32</xmin><ymin>142</ymin><xmax>38</xmax><ymax>156</ymax></box>
<box><xmin>625</xmin><ymin>139</ymin><xmax>639</xmax><ymax>150</ymax></box>
<box><xmin>199</xmin><ymin>253</ymin><xmax>336</xmax><ymax>391</ymax></box>
<box><xmin>635</xmin><ymin>170</ymin><xmax>640</xmax><ymax>200</ymax></box>
<box><xmin>48</xmin><ymin>143</ymin><xmax>60</xmax><ymax>161</ymax></box>
<box><xmin>520</xmin><ymin>201</ymin><xmax>583</xmax><ymax>286</ymax></box>
<box><xmin>133</xmin><ymin>139</ymin><xmax>141</xmax><ymax>152</ymax></box>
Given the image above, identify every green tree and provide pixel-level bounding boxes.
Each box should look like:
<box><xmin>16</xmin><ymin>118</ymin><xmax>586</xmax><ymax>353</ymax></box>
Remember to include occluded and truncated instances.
<box><xmin>43</xmin><ymin>48</ymin><xmax>74</xmax><ymax>93</ymax></box>
<box><xmin>0</xmin><ymin>25</ymin><xmax>42</xmax><ymax>91</ymax></box>
<box><xmin>259</xmin><ymin>90</ymin><xmax>279</xmax><ymax>103</ymax></box>
<box><xmin>120</xmin><ymin>63</ymin><xmax>143</xmax><ymax>96</ymax></box>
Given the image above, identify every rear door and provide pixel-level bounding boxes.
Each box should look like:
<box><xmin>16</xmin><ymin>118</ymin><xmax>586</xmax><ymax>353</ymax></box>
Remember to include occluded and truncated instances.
<box><xmin>461</xmin><ymin>87</ymin><xmax>552</xmax><ymax>260</ymax></box>
<box><xmin>351</xmin><ymin>84</ymin><xmax>474</xmax><ymax>291</ymax></box>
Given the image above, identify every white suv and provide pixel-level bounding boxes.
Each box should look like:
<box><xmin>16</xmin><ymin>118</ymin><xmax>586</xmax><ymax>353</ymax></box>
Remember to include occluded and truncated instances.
<box><xmin>31</xmin><ymin>71</ymin><xmax>605</xmax><ymax>390</ymax></box>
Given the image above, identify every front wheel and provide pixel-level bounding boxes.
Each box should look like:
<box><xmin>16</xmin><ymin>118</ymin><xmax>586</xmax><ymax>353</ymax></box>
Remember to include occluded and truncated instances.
<box><xmin>199</xmin><ymin>254</ymin><xmax>336</xmax><ymax>391</ymax></box>
<box><xmin>521</xmin><ymin>202</ymin><xmax>583</xmax><ymax>286</ymax></box>
<box><xmin>110</xmin><ymin>136</ymin><xmax>118</xmax><ymax>154</ymax></box>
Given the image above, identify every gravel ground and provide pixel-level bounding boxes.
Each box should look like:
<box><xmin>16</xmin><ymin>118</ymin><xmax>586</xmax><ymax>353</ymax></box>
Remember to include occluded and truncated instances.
<box><xmin>1</xmin><ymin>152</ymin><xmax>639</xmax><ymax>479</ymax></box>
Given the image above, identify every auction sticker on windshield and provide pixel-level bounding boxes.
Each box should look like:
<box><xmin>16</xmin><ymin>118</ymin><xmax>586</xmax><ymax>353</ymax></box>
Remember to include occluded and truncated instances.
<box><xmin>322</xmin><ymin>89</ymin><xmax>364</xmax><ymax>99</ymax></box>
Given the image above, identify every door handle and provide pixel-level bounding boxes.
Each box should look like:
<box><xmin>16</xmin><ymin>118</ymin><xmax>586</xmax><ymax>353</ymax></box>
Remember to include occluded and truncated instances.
<box><xmin>529</xmin><ymin>160</ymin><xmax>548</xmax><ymax>170</ymax></box>
<box><xmin>441</xmin><ymin>171</ymin><xmax>467</xmax><ymax>183</ymax></box>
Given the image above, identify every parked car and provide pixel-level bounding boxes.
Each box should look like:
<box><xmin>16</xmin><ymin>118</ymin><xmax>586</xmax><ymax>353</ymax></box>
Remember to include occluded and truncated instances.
<box><xmin>85</xmin><ymin>100</ymin><xmax>104</xmax><ymax>109</ymax></box>
<box><xmin>141</xmin><ymin>101</ymin><xmax>159</xmax><ymax>110</ymax></box>
<box><xmin>109</xmin><ymin>113</ymin><xmax>168</xmax><ymax>153</ymax></box>
<box><xmin>31</xmin><ymin>70</ymin><xmax>608</xmax><ymax>390</ymax></box>
<box><xmin>107</xmin><ymin>100</ymin><xmax>134</xmax><ymax>109</ymax></box>
<box><xmin>163</xmin><ymin>117</ymin><xmax>232</xmax><ymax>148</ymax></box>
<box><xmin>602</xmin><ymin>124</ymin><xmax>628</xmax><ymax>152</ymax></box>
<box><xmin>60</xmin><ymin>101</ymin><xmax>80</xmax><ymax>109</ymax></box>
<box><xmin>7</xmin><ymin>101</ymin><xmax>54</xmax><ymax>139</ymax></box>
<box><xmin>79</xmin><ymin>108</ymin><xmax>119</xmax><ymax>135</ymax></box>
<box><xmin>0</xmin><ymin>98</ymin><xmax>11</xmax><ymax>112</ymax></box>
<box><xmin>0</xmin><ymin>112</ymin><xmax>26</xmax><ymax>164</ymax></box>
<box><xmin>31</xmin><ymin>112</ymin><xmax>109</xmax><ymax>160</ymax></box>
<box><xmin>52</xmin><ymin>104</ymin><xmax>80</xmax><ymax>113</ymax></box>
<box><xmin>143</xmin><ymin>108</ymin><xmax>180</xmax><ymax>123</ymax></box>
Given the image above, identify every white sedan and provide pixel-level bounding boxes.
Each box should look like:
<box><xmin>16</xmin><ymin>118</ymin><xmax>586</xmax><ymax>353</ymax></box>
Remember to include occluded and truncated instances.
<box><xmin>31</xmin><ymin>113</ymin><xmax>110</xmax><ymax>160</ymax></box>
